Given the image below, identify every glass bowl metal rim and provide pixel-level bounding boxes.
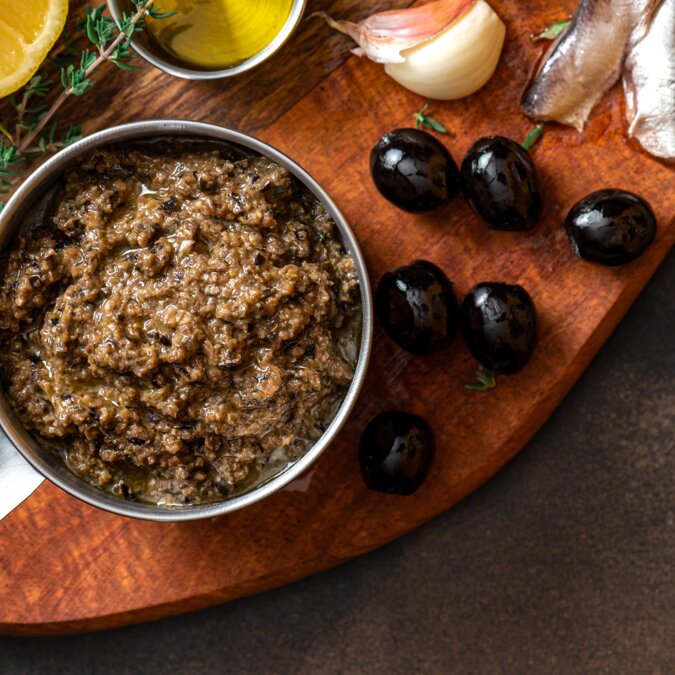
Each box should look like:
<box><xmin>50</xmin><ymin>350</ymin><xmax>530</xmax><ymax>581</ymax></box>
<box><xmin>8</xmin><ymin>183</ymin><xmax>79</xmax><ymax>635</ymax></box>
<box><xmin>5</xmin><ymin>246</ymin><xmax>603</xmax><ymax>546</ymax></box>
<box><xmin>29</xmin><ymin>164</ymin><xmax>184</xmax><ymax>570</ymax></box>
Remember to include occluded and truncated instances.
<box><xmin>106</xmin><ymin>0</ymin><xmax>308</xmax><ymax>80</ymax></box>
<box><xmin>0</xmin><ymin>119</ymin><xmax>373</xmax><ymax>522</ymax></box>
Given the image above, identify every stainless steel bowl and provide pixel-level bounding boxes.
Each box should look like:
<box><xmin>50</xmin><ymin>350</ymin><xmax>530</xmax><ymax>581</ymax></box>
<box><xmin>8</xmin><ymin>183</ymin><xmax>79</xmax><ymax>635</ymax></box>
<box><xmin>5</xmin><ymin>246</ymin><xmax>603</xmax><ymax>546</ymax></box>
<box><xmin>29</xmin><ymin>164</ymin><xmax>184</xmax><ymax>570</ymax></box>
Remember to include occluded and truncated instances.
<box><xmin>0</xmin><ymin>120</ymin><xmax>372</xmax><ymax>521</ymax></box>
<box><xmin>106</xmin><ymin>0</ymin><xmax>307</xmax><ymax>80</ymax></box>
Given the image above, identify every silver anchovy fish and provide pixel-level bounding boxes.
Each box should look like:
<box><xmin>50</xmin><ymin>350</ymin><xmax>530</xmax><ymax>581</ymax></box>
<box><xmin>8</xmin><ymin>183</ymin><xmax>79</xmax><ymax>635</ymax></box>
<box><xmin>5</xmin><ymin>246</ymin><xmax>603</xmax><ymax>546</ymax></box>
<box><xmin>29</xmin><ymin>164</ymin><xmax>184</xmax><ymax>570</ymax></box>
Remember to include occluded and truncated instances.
<box><xmin>623</xmin><ymin>0</ymin><xmax>675</xmax><ymax>161</ymax></box>
<box><xmin>522</xmin><ymin>0</ymin><xmax>663</xmax><ymax>131</ymax></box>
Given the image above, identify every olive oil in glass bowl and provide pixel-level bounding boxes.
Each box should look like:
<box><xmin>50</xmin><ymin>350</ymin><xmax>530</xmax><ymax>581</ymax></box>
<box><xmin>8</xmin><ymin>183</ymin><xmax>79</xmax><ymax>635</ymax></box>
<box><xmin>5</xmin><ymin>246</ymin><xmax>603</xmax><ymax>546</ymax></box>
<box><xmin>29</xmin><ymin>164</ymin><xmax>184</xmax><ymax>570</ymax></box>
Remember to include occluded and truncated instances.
<box><xmin>148</xmin><ymin>0</ymin><xmax>293</xmax><ymax>70</ymax></box>
<box><xmin>107</xmin><ymin>0</ymin><xmax>306</xmax><ymax>79</ymax></box>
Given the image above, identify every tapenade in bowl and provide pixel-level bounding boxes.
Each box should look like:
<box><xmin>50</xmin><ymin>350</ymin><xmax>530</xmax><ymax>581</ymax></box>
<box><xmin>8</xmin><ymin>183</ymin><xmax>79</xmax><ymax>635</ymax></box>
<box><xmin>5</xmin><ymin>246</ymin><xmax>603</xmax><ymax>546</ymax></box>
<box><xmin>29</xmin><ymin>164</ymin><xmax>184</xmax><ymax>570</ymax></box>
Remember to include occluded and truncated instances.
<box><xmin>0</xmin><ymin>121</ymin><xmax>372</xmax><ymax>521</ymax></box>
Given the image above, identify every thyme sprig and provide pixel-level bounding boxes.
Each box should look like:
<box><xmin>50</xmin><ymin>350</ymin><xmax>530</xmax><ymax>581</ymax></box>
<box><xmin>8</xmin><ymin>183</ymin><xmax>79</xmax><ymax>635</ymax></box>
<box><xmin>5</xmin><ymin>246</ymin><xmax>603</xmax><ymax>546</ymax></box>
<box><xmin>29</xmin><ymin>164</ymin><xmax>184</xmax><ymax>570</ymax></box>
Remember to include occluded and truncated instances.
<box><xmin>0</xmin><ymin>0</ymin><xmax>174</xmax><ymax>211</ymax></box>
<box><xmin>413</xmin><ymin>103</ymin><xmax>451</xmax><ymax>135</ymax></box>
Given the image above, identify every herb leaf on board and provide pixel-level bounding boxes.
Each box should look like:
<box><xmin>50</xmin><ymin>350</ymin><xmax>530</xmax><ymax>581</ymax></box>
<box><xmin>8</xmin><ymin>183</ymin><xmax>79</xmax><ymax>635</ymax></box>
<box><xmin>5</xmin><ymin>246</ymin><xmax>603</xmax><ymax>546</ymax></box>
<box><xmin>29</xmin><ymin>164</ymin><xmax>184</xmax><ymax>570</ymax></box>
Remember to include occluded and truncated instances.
<box><xmin>465</xmin><ymin>368</ymin><xmax>497</xmax><ymax>392</ymax></box>
<box><xmin>413</xmin><ymin>103</ymin><xmax>451</xmax><ymax>135</ymax></box>
<box><xmin>532</xmin><ymin>19</ymin><xmax>571</xmax><ymax>42</ymax></box>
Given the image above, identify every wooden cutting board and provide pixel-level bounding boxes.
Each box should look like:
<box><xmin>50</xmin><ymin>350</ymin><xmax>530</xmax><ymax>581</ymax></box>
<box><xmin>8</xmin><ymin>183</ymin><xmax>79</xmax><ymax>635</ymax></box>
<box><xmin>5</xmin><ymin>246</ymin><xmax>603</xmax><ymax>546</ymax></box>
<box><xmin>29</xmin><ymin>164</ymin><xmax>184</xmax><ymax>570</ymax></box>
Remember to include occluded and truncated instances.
<box><xmin>0</xmin><ymin>0</ymin><xmax>672</xmax><ymax>636</ymax></box>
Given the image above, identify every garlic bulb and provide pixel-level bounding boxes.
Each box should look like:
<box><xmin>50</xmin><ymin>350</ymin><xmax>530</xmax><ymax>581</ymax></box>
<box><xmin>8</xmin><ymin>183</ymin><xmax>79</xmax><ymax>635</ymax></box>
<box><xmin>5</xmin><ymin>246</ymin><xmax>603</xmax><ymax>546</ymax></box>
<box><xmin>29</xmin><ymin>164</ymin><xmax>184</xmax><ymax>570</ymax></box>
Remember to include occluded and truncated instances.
<box><xmin>316</xmin><ymin>0</ymin><xmax>506</xmax><ymax>101</ymax></box>
<box><xmin>386</xmin><ymin>0</ymin><xmax>505</xmax><ymax>100</ymax></box>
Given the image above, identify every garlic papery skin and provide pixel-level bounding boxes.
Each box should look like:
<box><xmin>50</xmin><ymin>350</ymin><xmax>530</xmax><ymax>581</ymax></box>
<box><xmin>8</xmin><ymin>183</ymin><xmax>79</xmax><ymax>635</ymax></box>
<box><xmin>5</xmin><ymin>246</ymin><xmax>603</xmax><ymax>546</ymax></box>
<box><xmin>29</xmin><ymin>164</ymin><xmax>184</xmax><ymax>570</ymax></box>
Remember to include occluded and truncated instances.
<box><xmin>384</xmin><ymin>0</ymin><xmax>505</xmax><ymax>100</ymax></box>
<box><xmin>313</xmin><ymin>0</ymin><xmax>476</xmax><ymax>64</ymax></box>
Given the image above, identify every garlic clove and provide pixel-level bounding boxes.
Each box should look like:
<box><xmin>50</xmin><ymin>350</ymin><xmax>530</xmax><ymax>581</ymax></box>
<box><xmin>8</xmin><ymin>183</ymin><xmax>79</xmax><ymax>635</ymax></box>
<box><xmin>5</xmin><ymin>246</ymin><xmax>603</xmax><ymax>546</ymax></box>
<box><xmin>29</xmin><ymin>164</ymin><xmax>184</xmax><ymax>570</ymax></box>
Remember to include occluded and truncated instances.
<box><xmin>313</xmin><ymin>0</ymin><xmax>476</xmax><ymax>64</ymax></box>
<box><xmin>384</xmin><ymin>0</ymin><xmax>506</xmax><ymax>100</ymax></box>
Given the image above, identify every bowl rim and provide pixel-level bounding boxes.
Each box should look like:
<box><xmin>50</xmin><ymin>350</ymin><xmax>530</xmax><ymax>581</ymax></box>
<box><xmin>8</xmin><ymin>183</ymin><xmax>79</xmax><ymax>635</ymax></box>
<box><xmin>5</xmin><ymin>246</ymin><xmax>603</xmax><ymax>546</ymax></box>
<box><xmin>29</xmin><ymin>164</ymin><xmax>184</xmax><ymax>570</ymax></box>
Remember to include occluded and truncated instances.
<box><xmin>0</xmin><ymin>120</ymin><xmax>373</xmax><ymax>521</ymax></box>
<box><xmin>106</xmin><ymin>0</ymin><xmax>308</xmax><ymax>80</ymax></box>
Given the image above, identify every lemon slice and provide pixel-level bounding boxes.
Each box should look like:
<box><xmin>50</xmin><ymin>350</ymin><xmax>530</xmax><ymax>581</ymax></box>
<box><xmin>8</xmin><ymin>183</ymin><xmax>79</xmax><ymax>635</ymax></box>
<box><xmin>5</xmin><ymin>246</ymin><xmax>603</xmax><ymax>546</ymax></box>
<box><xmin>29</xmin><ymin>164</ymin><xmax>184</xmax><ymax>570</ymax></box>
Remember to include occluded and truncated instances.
<box><xmin>0</xmin><ymin>0</ymin><xmax>68</xmax><ymax>98</ymax></box>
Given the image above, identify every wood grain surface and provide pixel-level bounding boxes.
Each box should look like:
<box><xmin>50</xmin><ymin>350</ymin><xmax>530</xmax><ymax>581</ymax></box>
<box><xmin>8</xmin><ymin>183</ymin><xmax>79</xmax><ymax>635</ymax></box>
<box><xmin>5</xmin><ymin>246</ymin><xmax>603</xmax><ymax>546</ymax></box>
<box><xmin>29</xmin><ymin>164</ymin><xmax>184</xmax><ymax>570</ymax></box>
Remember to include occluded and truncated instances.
<box><xmin>0</xmin><ymin>0</ymin><xmax>673</xmax><ymax>635</ymax></box>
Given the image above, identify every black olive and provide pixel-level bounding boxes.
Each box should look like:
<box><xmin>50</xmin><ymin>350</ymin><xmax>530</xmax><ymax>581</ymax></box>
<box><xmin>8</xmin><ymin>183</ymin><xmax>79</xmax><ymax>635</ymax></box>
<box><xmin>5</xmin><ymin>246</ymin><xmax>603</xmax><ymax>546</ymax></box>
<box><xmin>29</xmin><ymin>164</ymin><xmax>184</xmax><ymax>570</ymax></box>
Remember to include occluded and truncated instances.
<box><xmin>370</xmin><ymin>128</ymin><xmax>461</xmax><ymax>212</ymax></box>
<box><xmin>461</xmin><ymin>136</ymin><xmax>542</xmax><ymax>231</ymax></box>
<box><xmin>359</xmin><ymin>411</ymin><xmax>435</xmax><ymax>495</ymax></box>
<box><xmin>461</xmin><ymin>282</ymin><xmax>537</xmax><ymax>373</ymax></box>
<box><xmin>564</xmin><ymin>189</ymin><xmax>657</xmax><ymax>266</ymax></box>
<box><xmin>376</xmin><ymin>260</ymin><xmax>459</xmax><ymax>354</ymax></box>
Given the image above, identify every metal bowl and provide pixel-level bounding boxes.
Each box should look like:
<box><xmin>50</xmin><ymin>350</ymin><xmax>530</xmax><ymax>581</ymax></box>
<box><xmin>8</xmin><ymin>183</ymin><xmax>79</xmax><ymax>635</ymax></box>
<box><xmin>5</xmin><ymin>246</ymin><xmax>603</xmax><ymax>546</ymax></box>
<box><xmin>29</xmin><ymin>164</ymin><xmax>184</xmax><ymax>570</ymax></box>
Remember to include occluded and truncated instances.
<box><xmin>106</xmin><ymin>0</ymin><xmax>307</xmax><ymax>80</ymax></box>
<box><xmin>0</xmin><ymin>120</ymin><xmax>372</xmax><ymax>521</ymax></box>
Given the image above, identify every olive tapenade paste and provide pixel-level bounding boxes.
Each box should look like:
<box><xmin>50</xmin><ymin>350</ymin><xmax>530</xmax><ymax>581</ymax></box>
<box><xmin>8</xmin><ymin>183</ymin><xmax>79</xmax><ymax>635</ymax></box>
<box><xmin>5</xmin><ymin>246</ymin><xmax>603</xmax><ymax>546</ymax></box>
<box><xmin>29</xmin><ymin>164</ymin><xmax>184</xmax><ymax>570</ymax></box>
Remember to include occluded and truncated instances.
<box><xmin>0</xmin><ymin>141</ymin><xmax>360</xmax><ymax>505</ymax></box>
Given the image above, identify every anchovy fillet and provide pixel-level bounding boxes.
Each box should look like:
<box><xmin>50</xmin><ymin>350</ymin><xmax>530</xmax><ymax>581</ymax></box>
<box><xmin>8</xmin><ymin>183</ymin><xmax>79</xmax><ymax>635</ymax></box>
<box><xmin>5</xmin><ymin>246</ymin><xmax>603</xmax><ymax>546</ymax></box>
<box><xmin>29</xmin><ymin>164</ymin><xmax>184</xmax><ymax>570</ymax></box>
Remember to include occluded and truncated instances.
<box><xmin>522</xmin><ymin>0</ymin><xmax>662</xmax><ymax>131</ymax></box>
<box><xmin>623</xmin><ymin>0</ymin><xmax>675</xmax><ymax>161</ymax></box>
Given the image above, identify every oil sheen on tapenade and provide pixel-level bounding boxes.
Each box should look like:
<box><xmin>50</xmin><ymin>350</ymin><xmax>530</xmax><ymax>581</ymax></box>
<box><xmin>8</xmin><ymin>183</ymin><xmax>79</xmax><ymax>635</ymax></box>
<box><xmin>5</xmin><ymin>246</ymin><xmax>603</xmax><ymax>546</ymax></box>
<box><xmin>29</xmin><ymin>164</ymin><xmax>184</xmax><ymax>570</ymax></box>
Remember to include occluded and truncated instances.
<box><xmin>0</xmin><ymin>141</ymin><xmax>361</xmax><ymax>505</ymax></box>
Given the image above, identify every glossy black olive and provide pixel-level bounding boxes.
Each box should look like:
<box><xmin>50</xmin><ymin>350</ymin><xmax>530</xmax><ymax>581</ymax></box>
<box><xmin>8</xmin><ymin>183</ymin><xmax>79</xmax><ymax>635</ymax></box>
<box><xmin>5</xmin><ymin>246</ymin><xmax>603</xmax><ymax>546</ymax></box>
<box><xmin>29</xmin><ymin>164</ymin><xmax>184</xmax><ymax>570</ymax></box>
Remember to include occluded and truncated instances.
<box><xmin>376</xmin><ymin>260</ymin><xmax>459</xmax><ymax>354</ymax></box>
<box><xmin>461</xmin><ymin>135</ymin><xmax>542</xmax><ymax>231</ymax></box>
<box><xmin>370</xmin><ymin>128</ymin><xmax>461</xmax><ymax>212</ymax></box>
<box><xmin>461</xmin><ymin>282</ymin><xmax>537</xmax><ymax>374</ymax></box>
<box><xmin>359</xmin><ymin>411</ymin><xmax>435</xmax><ymax>495</ymax></box>
<box><xmin>564</xmin><ymin>189</ymin><xmax>657</xmax><ymax>266</ymax></box>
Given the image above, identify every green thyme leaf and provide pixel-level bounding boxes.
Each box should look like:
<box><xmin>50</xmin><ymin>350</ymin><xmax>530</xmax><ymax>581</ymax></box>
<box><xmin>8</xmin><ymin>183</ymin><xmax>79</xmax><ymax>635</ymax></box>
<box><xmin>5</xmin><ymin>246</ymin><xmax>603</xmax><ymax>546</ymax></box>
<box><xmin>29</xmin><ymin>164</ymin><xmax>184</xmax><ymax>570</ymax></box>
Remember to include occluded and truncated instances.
<box><xmin>428</xmin><ymin>118</ymin><xmax>448</xmax><ymax>133</ymax></box>
<box><xmin>523</xmin><ymin>124</ymin><xmax>544</xmax><ymax>151</ymax></box>
<box><xmin>60</xmin><ymin>64</ymin><xmax>70</xmax><ymax>89</ymax></box>
<box><xmin>61</xmin><ymin>125</ymin><xmax>82</xmax><ymax>146</ymax></box>
<box><xmin>149</xmin><ymin>8</ymin><xmax>177</xmax><ymax>20</ymax></box>
<box><xmin>532</xmin><ymin>19</ymin><xmax>571</xmax><ymax>42</ymax></box>
<box><xmin>465</xmin><ymin>368</ymin><xmax>497</xmax><ymax>392</ymax></box>
<box><xmin>81</xmin><ymin>49</ymin><xmax>98</xmax><ymax>71</ymax></box>
<box><xmin>111</xmin><ymin>59</ymin><xmax>143</xmax><ymax>71</ymax></box>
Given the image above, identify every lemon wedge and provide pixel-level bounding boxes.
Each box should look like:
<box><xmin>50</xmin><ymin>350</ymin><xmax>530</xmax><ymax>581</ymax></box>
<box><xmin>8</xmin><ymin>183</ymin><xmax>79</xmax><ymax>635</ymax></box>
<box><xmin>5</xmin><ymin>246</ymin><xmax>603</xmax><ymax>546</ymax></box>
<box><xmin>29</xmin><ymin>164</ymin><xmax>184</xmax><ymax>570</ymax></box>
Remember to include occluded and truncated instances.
<box><xmin>0</xmin><ymin>0</ymin><xmax>68</xmax><ymax>98</ymax></box>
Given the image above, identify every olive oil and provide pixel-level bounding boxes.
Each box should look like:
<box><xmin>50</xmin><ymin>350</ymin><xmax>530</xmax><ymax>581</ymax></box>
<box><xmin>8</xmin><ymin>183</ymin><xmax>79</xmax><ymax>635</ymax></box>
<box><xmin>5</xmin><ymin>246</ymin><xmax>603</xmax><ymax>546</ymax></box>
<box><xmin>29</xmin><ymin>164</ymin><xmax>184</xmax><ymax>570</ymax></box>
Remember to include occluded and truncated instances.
<box><xmin>145</xmin><ymin>0</ymin><xmax>294</xmax><ymax>70</ymax></box>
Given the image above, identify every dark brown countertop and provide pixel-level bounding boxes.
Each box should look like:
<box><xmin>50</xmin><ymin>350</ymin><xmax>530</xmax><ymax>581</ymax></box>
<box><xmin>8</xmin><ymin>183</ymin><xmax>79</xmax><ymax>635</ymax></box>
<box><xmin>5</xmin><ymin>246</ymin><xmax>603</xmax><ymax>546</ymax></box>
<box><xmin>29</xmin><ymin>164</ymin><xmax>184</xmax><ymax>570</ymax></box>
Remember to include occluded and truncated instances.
<box><xmin>1</xmin><ymin>250</ymin><xmax>673</xmax><ymax>674</ymax></box>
